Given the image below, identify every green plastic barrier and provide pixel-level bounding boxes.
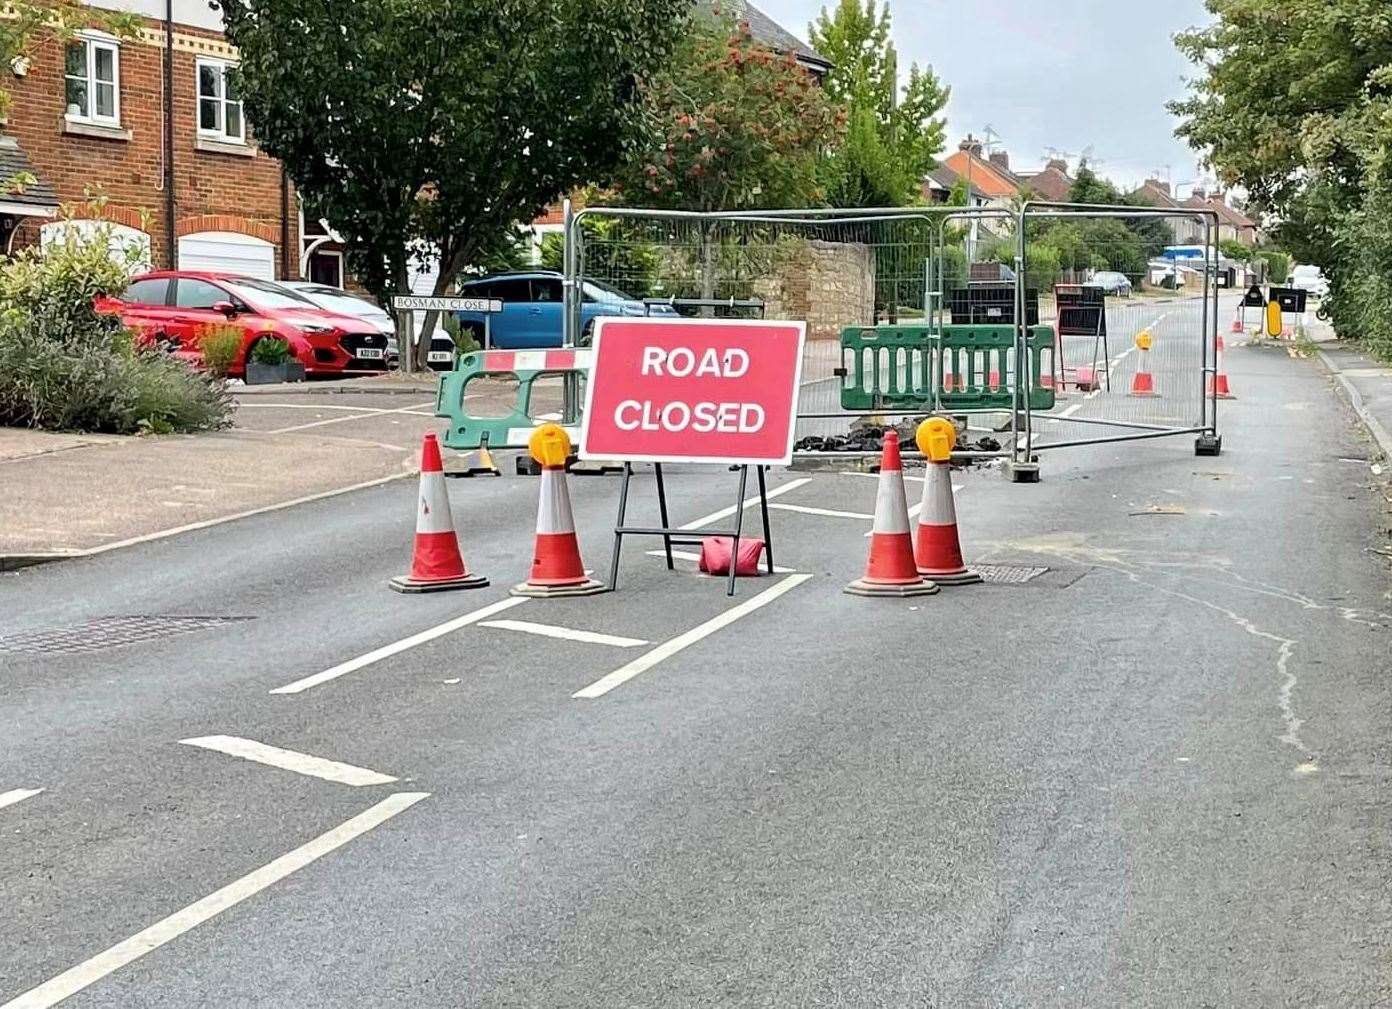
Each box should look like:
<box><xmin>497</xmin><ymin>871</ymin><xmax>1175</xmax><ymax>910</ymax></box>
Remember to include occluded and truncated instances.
<box><xmin>839</xmin><ymin>324</ymin><xmax>1056</xmax><ymax>412</ymax></box>
<box><xmin>435</xmin><ymin>348</ymin><xmax>589</xmax><ymax>451</ymax></box>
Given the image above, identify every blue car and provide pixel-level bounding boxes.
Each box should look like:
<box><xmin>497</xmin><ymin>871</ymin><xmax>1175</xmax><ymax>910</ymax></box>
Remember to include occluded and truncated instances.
<box><xmin>453</xmin><ymin>270</ymin><xmax>675</xmax><ymax>349</ymax></box>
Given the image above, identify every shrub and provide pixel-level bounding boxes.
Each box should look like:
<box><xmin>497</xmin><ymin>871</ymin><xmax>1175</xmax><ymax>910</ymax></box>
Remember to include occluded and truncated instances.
<box><xmin>0</xmin><ymin>216</ymin><xmax>232</xmax><ymax>434</ymax></box>
<box><xmin>250</xmin><ymin>336</ymin><xmax>291</xmax><ymax>365</ymax></box>
<box><xmin>197</xmin><ymin>323</ymin><xmax>243</xmax><ymax>377</ymax></box>
<box><xmin>442</xmin><ymin>314</ymin><xmax>479</xmax><ymax>355</ymax></box>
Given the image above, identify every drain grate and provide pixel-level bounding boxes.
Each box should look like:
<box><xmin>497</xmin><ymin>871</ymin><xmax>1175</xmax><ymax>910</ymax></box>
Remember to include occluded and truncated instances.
<box><xmin>973</xmin><ymin>564</ymin><xmax>1049</xmax><ymax>585</ymax></box>
<box><xmin>0</xmin><ymin>615</ymin><xmax>253</xmax><ymax>656</ymax></box>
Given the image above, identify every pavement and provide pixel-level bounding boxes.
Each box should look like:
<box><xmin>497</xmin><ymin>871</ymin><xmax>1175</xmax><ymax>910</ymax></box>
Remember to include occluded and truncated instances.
<box><xmin>0</xmin><ymin>373</ymin><xmax>540</xmax><ymax>566</ymax></box>
<box><xmin>2</xmin><ymin>303</ymin><xmax>1390</xmax><ymax>1006</ymax></box>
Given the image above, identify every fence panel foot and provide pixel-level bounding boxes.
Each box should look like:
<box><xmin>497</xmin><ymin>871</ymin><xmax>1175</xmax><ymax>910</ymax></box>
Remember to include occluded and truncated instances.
<box><xmin>1004</xmin><ymin>459</ymin><xmax>1042</xmax><ymax>483</ymax></box>
<box><xmin>1195</xmin><ymin>433</ymin><xmax>1223</xmax><ymax>457</ymax></box>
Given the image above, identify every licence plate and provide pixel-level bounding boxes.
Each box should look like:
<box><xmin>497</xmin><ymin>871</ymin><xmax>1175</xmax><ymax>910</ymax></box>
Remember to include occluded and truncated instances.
<box><xmin>427</xmin><ymin>351</ymin><xmax>454</xmax><ymax>362</ymax></box>
<box><xmin>357</xmin><ymin>348</ymin><xmax>385</xmax><ymax>360</ymax></box>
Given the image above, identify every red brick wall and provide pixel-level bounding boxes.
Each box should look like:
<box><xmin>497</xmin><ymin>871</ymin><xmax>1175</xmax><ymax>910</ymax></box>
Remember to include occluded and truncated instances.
<box><xmin>6</xmin><ymin>16</ymin><xmax>297</xmax><ymax>274</ymax></box>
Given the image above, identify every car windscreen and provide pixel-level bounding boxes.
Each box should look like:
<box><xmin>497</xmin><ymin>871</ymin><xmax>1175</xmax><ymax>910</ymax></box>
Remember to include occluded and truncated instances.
<box><xmin>311</xmin><ymin>292</ymin><xmax>386</xmax><ymax>317</ymax></box>
<box><xmin>582</xmin><ymin>279</ymin><xmax>637</xmax><ymax>302</ymax></box>
<box><xmin>226</xmin><ymin>278</ymin><xmax>318</xmax><ymax>310</ymax></box>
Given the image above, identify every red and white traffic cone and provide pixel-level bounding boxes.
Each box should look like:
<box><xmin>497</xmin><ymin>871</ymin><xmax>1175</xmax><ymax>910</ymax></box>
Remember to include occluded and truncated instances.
<box><xmin>1207</xmin><ymin>337</ymin><xmax>1235</xmax><ymax>399</ymax></box>
<box><xmin>1230</xmin><ymin>307</ymin><xmax>1244</xmax><ymax>334</ymax></box>
<box><xmin>914</xmin><ymin>457</ymin><xmax>981</xmax><ymax>585</ymax></box>
<box><xmin>389</xmin><ymin>433</ymin><xmax>489</xmax><ymax>593</ymax></box>
<box><xmin>512</xmin><ymin>453</ymin><xmax>605</xmax><ymax>598</ymax></box>
<box><xmin>845</xmin><ymin>431</ymin><xmax>938</xmax><ymax>598</ymax></box>
<box><xmin>1129</xmin><ymin>331</ymin><xmax>1158</xmax><ymax>397</ymax></box>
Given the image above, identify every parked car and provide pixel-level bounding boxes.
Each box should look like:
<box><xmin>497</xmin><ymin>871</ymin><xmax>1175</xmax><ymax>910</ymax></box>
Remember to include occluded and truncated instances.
<box><xmin>280</xmin><ymin>281</ymin><xmax>457</xmax><ymax>370</ymax></box>
<box><xmin>453</xmin><ymin>270</ymin><xmax>677</xmax><ymax>349</ymax></box>
<box><xmin>98</xmin><ymin>272</ymin><xmax>389</xmax><ymax>378</ymax></box>
<box><xmin>1085</xmin><ymin>270</ymin><xmax>1134</xmax><ymax>297</ymax></box>
<box><xmin>1291</xmin><ymin>264</ymin><xmax>1329</xmax><ymax>299</ymax></box>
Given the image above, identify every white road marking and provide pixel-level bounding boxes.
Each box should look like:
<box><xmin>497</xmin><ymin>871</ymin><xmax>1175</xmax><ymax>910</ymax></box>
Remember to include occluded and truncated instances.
<box><xmin>478</xmin><ymin>619</ymin><xmax>648</xmax><ymax>648</ymax></box>
<box><xmin>235</xmin><ymin>402</ymin><xmax>384</xmax><ymax>413</ymax></box>
<box><xmin>643</xmin><ymin>548</ymin><xmax>797</xmax><ymax>574</ymax></box>
<box><xmin>270</xmin><ymin>596</ymin><xmax>527</xmax><ymax>695</ymax></box>
<box><xmin>0</xmin><ymin>792</ymin><xmax>428</xmax><ymax>1009</ymax></box>
<box><xmin>0</xmin><ymin>788</ymin><xmax>43</xmax><ymax>811</ymax></box>
<box><xmin>842</xmin><ymin>471</ymin><xmax>926</xmax><ymax>483</ymax></box>
<box><xmin>573</xmin><ymin>573</ymin><xmax>814</xmax><ymax>699</ymax></box>
<box><xmin>678</xmin><ymin>478</ymin><xmax>813</xmax><ymax>531</ymax></box>
<box><xmin>267</xmin><ymin>401</ymin><xmax>436</xmax><ymax>435</ymax></box>
<box><xmin>769</xmin><ymin>503</ymin><xmax>874</xmax><ymax>520</ymax></box>
<box><xmin>179</xmin><ymin>736</ymin><xmax>397</xmax><ymax>787</ymax></box>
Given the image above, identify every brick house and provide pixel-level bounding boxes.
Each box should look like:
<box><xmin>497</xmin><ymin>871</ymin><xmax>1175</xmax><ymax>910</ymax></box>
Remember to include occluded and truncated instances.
<box><xmin>1</xmin><ymin>0</ymin><xmax>309</xmax><ymax>282</ymax></box>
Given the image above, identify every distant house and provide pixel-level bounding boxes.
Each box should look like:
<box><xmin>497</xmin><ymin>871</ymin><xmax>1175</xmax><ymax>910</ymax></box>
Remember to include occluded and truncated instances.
<box><xmin>935</xmin><ymin>137</ymin><xmax>1022</xmax><ymax>207</ymax></box>
<box><xmin>1019</xmin><ymin>158</ymin><xmax>1073</xmax><ymax>202</ymax></box>
<box><xmin>1129</xmin><ymin>180</ymin><xmax>1259</xmax><ymax>247</ymax></box>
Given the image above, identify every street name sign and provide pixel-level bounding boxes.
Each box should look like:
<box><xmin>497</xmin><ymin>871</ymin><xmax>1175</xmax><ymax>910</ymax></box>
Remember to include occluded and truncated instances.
<box><xmin>391</xmin><ymin>296</ymin><xmax>503</xmax><ymax>313</ymax></box>
<box><xmin>580</xmin><ymin>317</ymin><xmax>806</xmax><ymax>465</ymax></box>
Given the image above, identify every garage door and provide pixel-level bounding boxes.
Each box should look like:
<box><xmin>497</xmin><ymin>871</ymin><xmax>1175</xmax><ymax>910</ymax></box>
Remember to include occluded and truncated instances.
<box><xmin>177</xmin><ymin>231</ymin><xmax>275</xmax><ymax>280</ymax></box>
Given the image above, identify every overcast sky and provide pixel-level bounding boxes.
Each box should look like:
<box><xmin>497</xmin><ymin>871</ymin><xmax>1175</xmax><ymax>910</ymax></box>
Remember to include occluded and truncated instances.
<box><xmin>755</xmin><ymin>0</ymin><xmax>1215</xmax><ymax>191</ymax></box>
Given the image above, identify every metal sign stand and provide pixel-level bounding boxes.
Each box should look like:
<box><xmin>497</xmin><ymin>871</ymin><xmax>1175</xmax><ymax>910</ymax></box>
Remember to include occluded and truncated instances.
<box><xmin>608</xmin><ymin>463</ymin><xmax>774</xmax><ymax>598</ymax></box>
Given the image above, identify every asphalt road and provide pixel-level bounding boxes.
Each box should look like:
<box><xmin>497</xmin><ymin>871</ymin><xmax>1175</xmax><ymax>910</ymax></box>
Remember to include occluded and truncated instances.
<box><xmin>2</xmin><ymin>313</ymin><xmax>1390</xmax><ymax>1008</ymax></box>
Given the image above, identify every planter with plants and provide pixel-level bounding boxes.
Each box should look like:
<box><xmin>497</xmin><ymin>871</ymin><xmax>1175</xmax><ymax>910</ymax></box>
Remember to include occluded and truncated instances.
<box><xmin>245</xmin><ymin>336</ymin><xmax>305</xmax><ymax>385</ymax></box>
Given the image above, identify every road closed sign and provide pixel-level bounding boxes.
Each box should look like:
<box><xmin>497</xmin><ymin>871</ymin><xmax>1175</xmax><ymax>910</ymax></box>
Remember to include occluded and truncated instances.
<box><xmin>580</xmin><ymin>318</ymin><xmax>806</xmax><ymax>465</ymax></box>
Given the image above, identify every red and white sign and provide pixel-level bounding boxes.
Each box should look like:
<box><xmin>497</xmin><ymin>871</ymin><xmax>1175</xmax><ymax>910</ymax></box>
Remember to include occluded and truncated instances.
<box><xmin>580</xmin><ymin>317</ymin><xmax>806</xmax><ymax>465</ymax></box>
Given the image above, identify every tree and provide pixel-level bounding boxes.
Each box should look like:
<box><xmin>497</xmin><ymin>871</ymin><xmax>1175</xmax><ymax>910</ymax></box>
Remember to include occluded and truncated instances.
<box><xmin>1170</xmin><ymin>0</ymin><xmax>1392</xmax><ymax>356</ymax></box>
<box><xmin>1219</xmin><ymin>237</ymin><xmax>1252</xmax><ymax>262</ymax></box>
<box><xmin>610</xmin><ymin>12</ymin><xmax>842</xmax><ymax>212</ymax></box>
<box><xmin>809</xmin><ymin>0</ymin><xmax>949</xmax><ymax>206</ymax></box>
<box><xmin>219</xmin><ymin>0</ymin><xmax>688</xmax><ymax>368</ymax></box>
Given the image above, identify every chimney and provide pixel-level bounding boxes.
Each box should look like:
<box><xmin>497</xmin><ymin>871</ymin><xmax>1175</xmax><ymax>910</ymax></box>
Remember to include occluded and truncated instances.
<box><xmin>989</xmin><ymin>150</ymin><xmax>1010</xmax><ymax>171</ymax></box>
<box><xmin>958</xmin><ymin>134</ymin><xmax>982</xmax><ymax>157</ymax></box>
<box><xmin>1047</xmin><ymin>158</ymin><xmax>1069</xmax><ymax>173</ymax></box>
<box><xmin>1191</xmin><ymin>186</ymin><xmax>1207</xmax><ymax>200</ymax></box>
<box><xmin>1144</xmin><ymin>177</ymin><xmax>1171</xmax><ymax>195</ymax></box>
<box><xmin>1211</xmin><ymin>189</ymin><xmax>1226</xmax><ymax>204</ymax></box>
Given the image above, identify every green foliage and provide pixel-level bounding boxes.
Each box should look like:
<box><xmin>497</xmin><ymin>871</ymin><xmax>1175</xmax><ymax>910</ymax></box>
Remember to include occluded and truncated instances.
<box><xmin>197</xmin><ymin>324</ymin><xmax>243</xmax><ymax>377</ymax></box>
<box><xmin>1171</xmin><ymin>0</ymin><xmax>1392</xmax><ymax>358</ymax></box>
<box><xmin>539</xmin><ymin>217</ymin><xmax>660</xmax><ymax>298</ymax></box>
<box><xmin>250</xmin><ymin>336</ymin><xmax>291</xmax><ymax>366</ymax></box>
<box><xmin>985</xmin><ymin>239</ymin><xmax>1063</xmax><ymax>287</ymax></box>
<box><xmin>0</xmin><ymin>2</ymin><xmax>138</xmax><ymax>125</ymax></box>
<box><xmin>0</xmin><ymin>219</ymin><xmax>229</xmax><ymax>434</ymax></box>
<box><xmin>810</xmin><ymin>0</ymin><xmax>950</xmax><ymax>207</ymax></box>
<box><xmin>609</xmin><ymin>12</ymin><xmax>842</xmax><ymax>211</ymax></box>
<box><xmin>441</xmin><ymin>313</ymin><xmax>478</xmax><ymax>355</ymax></box>
<box><xmin>1219</xmin><ymin>238</ymin><xmax>1252</xmax><ymax>262</ymax></box>
<box><xmin>220</xmin><ymin>0</ymin><xmax>688</xmax><ymax>368</ymax></box>
<box><xmin>1254</xmin><ymin>249</ymin><xmax>1290</xmax><ymax>284</ymax></box>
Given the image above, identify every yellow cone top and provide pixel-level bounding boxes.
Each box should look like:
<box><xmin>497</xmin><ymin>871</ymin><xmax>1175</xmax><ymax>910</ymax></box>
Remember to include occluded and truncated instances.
<box><xmin>529</xmin><ymin>423</ymin><xmax>572</xmax><ymax>467</ymax></box>
<box><xmin>916</xmin><ymin>417</ymin><xmax>956</xmax><ymax>463</ymax></box>
<box><xmin>1135</xmin><ymin>330</ymin><xmax>1153</xmax><ymax>351</ymax></box>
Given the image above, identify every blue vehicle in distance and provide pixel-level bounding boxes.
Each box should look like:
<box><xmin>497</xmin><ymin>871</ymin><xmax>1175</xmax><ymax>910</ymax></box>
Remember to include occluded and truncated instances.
<box><xmin>453</xmin><ymin>270</ymin><xmax>677</xmax><ymax>349</ymax></box>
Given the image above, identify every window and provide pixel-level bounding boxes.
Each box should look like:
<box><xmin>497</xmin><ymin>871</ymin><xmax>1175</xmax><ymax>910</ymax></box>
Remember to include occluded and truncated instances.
<box><xmin>307</xmin><ymin>251</ymin><xmax>343</xmax><ymax>288</ymax></box>
<box><xmin>491</xmin><ymin>279</ymin><xmax>532</xmax><ymax>302</ymax></box>
<box><xmin>174</xmin><ymin>278</ymin><xmax>229</xmax><ymax>309</ymax></box>
<box><xmin>123</xmin><ymin>278</ymin><xmax>169</xmax><ymax>306</ymax></box>
<box><xmin>197</xmin><ymin>59</ymin><xmax>244</xmax><ymax>143</ymax></box>
<box><xmin>65</xmin><ymin>35</ymin><xmax>120</xmax><ymax>125</ymax></box>
<box><xmin>531</xmin><ymin>278</ymin><xmax>562</xmax><ymax>303</ymax></box>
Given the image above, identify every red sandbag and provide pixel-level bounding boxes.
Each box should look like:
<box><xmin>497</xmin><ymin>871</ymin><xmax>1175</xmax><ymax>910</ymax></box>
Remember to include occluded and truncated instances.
<box><xmin>698</xmin><ymin>536</ymin><xmax>766</xmax><ymax>576</ymax></box>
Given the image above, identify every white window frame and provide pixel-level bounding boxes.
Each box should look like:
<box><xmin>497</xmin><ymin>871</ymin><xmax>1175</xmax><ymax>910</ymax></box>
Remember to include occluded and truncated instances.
<box><xmin>64</xmin><ymin>32</ymin><xmax>121</xmax><ymax>127</ymax></box>
<box><xmin>196</xmin><ymin>57</ymin><xmax>245</xmax><ymax>144</ymax></box>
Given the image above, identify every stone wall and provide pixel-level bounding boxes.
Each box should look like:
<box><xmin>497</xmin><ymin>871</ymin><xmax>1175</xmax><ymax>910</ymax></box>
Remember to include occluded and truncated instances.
<box><xmin>753</xmin><ymin>239</ymin><xmax>875</xmax><ymax>341</ymax></box>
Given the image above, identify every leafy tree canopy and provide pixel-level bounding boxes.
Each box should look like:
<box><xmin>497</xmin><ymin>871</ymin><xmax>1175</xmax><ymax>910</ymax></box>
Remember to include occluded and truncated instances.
<box><xmin>809</xmin><ymin>0</ymin><xmax>948</xmax><ymax>206</ymax></box>
<box><xmin>218</xmin><ymin>0</ymin><xmax>688</xmax><ymax>365</ymax></box>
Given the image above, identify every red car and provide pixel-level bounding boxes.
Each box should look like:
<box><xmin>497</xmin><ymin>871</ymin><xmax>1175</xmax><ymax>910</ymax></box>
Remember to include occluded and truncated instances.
<box><xmin>98</xmin><ymin>271</ymin><xmax>389</xmax><ymax>378</ymax></box>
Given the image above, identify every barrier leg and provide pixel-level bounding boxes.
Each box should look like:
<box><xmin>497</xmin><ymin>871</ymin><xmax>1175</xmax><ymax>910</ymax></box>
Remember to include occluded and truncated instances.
<box><xmin>654</xmin><ymin>462</ymin><xmax>674</xmax><ymax>571</ymax></box>
<box><xmin>757</xmin><ymin>465</ymin><xmax>774</xmax><ymax>575</ymax></box>
<box><xmin>607</xmin><ymin>463</ymin><xmax>634</xmax><ymax>591</ymax></box>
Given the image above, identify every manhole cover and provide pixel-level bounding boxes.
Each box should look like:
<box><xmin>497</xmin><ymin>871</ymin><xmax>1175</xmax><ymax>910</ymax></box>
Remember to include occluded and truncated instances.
<box><xmin>973</xmin><ymin>564</ymin><xmax>1049</xmax><ymax>585</ymax></box>
<box><xmin>0</xmin><ymin>616</ymin><xmax>253</xmax><ymax>656</ymax></box>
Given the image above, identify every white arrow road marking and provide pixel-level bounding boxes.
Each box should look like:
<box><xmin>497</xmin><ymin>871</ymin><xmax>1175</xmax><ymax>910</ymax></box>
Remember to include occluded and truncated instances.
<box><xmin>0</xmin><ymin>792</ymin><xmax>429</xmax><ymax>1009</ymax></box>
<box><xmin>574</xmin><ymin>573</ymin><xmax>814</xmax><ymax>699</ymax></box>
<box><xmin>0</xmin><ymin>788</ymin><xmax>43</xmax><ymax>812</ymax></box>
<box><xmin>271</xmin><ymin>596</ymin><xmax>527</xmax><ymax>695</ymax></box>
<box><xmin>478</xmin><ymin>619</ymin><xmax>647</xmax><ymax>648</ymax></box>
<box><xmin>178</xmin><ymin>736</ymin><xmax>397</xmax><ymax>787</ymax></box>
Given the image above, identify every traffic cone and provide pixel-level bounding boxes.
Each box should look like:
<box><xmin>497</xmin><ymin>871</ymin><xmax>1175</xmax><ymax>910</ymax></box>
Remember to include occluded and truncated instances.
<box><xmin>389</xmin><ymin>433</ymin><xmax>489</xmax><ymax>593</ymax></box>
<box><xmin>914</xmin><ymin>453</ymin><xmax>981</xmax><ymax>586</ymax></box>
<box><xmin>845</xmin><ymin>431</ymin><xmax>938</xmax><ymax>598</ymax></box>
<box><xmin>1230</xmin><ymin>308</ymin><xmax>1243</xmax><ymax>334</ymax></box>
<box><xmin>1207</xmin><ymin>338</ymin><xmax>1235</xmax><ymax>399</ymax></box>
<box><xmin>453</xmin><ymin>441</ymin><xmax>501</xmax><ymax>478</ymax></box>
<box><xmin>512</xmin><ymin>427</ymin><xmax>605</xmax><ymax>598</ymax></box>
<box><xmin>1129</xmin><ymin>330</ymin><xmax>1158</xmax><ymax>397</ymax></box>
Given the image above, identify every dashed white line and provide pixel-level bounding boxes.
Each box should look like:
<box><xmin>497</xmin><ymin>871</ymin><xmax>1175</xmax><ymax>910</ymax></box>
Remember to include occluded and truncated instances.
<box><xmin>769</xmin><ymin>503</ymin><xmax>874</xmax><ymax>520</ymax></box>
<box><xmin>0</xmin><ymin>792</ymin><xmax>429</xmax><ymax>1009</ymax></box>
<box><xmin>678</xmin><ymin>477</ymin><xmax>813</xmax><ymax>531</ymax></box>
<box><xmin>478</xmin><ymin>619</ymin><xmax>648</xmax><ymax>648</ymax></box>
<box><xmin>270</xmin><ymin>596</ymin><xmax>527</xmax><ymax>695</ymax></box>
<box><xmin>267</xmin><ymin>401</ymin><xmax>436</xmax><ymax>435</ymax></box>
<box><xmin>0</xmin><ymin>788</ymin><xmax>43</xmax><ymax>811</ymax></box>
<box><xmin>573</xmin><ymin>573</ymin><xmax>814</xmax><ymax>699</ymax></box>
<box><xmin>179</xmin><ymin>736</ymin><xmax>397</xmax><ymax>787</ymax></box>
